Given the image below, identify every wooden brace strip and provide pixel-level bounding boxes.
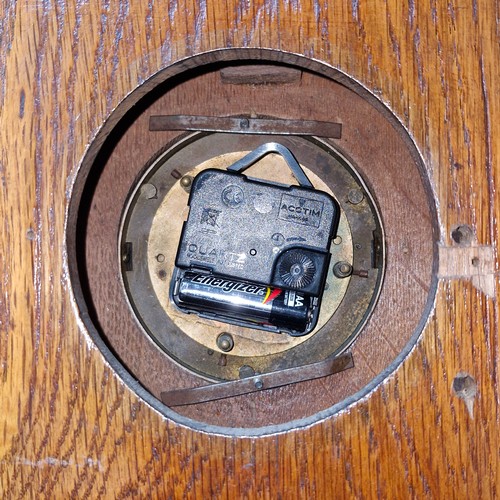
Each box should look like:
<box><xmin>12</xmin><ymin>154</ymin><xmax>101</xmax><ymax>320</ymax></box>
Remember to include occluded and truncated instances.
<box><xmin>438</xmin><ymin>245</ymin><xmax>497</xmax><ymax>297</ymax></box>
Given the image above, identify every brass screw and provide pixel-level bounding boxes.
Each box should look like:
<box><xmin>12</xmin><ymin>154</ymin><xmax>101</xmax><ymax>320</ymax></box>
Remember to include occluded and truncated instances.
<box><xmin>216</xmin><ymin>333</ymin><xmax>234</xmax><ymax>352</ymax></box>
<box><xmin>333</xmin><ymin>261</ymin><xmax>353</xmax><ymax>278</ymax></box>
<box><xmin>348</xmin><ymin>189</ymin><xmax>364</xmax><ymax>205</ymax></box>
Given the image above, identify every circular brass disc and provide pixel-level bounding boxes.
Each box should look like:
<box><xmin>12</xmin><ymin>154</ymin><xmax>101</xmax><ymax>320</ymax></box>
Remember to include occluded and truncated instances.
<box><xmin>120</xmin><ymin>133</ymin><xmax>384</xmax><ymax>381</ymax></box>
<box><xmin>148</xmin><ymin>154</ymin><xmax>353</xmax><ymax>358</ymax></box>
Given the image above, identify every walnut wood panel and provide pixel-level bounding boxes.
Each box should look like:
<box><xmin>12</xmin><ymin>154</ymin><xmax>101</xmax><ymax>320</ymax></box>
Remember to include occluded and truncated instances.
<box><xmin>0</xmin><ymin>0</ymin><xmax>498</xmax><ymax>497</ymax></box>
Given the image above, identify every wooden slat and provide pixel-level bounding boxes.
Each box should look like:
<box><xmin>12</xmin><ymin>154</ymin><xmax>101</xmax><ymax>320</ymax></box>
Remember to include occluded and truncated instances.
<box><xmin>220</xmin><ymin>64</ymin><xmax>302</xmax><ymax>85</ymax></box>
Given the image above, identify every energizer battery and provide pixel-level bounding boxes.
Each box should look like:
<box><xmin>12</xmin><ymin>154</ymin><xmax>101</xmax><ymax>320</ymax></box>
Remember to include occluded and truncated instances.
<box><xmin>172</xmin><ymin>271</ymin><xmax>315</xmax><ymax>336</ymax></box>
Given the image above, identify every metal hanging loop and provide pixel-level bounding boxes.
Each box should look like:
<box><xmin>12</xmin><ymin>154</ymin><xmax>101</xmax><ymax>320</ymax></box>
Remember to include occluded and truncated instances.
<box><xmin>227</xmin><ymin>142</ymin><xmax>314</xmax><ymax>188</ymax></box>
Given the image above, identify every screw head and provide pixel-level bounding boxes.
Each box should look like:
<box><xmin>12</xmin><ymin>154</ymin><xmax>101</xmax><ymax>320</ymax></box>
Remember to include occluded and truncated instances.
<box><xmin>333</xmin><ymin>261</ymin><xmax>353</xmax><ymax>278</ymax></box>
<box><xmin>216</xmin><ymin>333</ymin><xmax>234</xmax><ymax>352</ymax></box>
<box><xmin>140</xmin><ymin>183</ymin><xmax>157</xmax><ymax>199</ymax></box>
<box><xmin>180</xmin><ymin>175</ymin><xmax>192</xmax><ymax>188</ymax></box>
<box><xmin>239</xmin><ymin>365</ymin><xmax>255</xmax><ymax>379</ymax></box>
<box><xmin>347</xmin><ymin>189</ymin><xmax>364</xmax><ymax>205</ymax></box>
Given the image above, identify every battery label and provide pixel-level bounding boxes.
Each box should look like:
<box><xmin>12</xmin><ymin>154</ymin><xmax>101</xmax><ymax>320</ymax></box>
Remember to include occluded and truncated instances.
<box><xmin>263</xmin><ymin>287</ymin><xmax>282</xmax><ymax>304</ymax></box>
<box><xmin>190</xmin><ymin>273</ymin><xmax>266</xmax><ymax>296</ymax></box>
<box><xmin>285</xmin><ymin>290</ymin><xmax>304</xmax><ymax>308</ymax></box>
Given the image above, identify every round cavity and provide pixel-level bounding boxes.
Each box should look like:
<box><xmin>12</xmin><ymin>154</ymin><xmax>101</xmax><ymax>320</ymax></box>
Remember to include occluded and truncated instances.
<box><xmin>67</xmin><ymin>49</ymin><xmax>438</xmax><ymax>433</ymax></box>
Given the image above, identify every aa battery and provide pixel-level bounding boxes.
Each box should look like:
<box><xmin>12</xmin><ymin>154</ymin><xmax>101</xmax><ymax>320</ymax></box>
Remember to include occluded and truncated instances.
<box><xmin>173</xmin><ymin>271</ymin><xmax>314</xmax><ymax>334</ymax></box>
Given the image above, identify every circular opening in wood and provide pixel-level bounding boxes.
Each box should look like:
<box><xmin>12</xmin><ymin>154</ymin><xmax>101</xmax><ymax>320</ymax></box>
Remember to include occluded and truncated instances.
<box><xmin>67</xmin><ymin>49</ymin><xmax>438</xmax><ymax>435</ymax></box>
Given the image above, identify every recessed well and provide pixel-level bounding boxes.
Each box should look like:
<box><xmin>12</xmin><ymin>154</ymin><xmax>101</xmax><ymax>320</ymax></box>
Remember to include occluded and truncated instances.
<box><xmin>67</xmin><ymin>50</ymin><xmax>438</xmax><ymax>433</ymax></box>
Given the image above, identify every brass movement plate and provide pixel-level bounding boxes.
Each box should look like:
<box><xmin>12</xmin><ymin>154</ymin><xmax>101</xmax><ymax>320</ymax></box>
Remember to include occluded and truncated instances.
<box><xmin>120</xmin><ymin>133</ymin><xmax>384</xmax><ymax>381</ymax></box>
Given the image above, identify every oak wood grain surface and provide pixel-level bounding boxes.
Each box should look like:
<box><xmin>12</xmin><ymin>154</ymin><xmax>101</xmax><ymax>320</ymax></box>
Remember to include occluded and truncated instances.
<box><xmin>0</xmin><ymin>0</ymin><xmax>498</xmax><ymax>498</ymax></box>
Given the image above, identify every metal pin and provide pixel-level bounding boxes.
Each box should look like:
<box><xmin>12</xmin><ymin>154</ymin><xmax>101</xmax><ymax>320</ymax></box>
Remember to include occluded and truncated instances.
<box><xmin>180</xmin><ymin>175</ymin><xmax>192</xmax><ymax>192</ymax></box>
<box><xmin>352</xmin><ymin>269</ymin><xmax>369</xmax><ymax>278</ymax></box>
